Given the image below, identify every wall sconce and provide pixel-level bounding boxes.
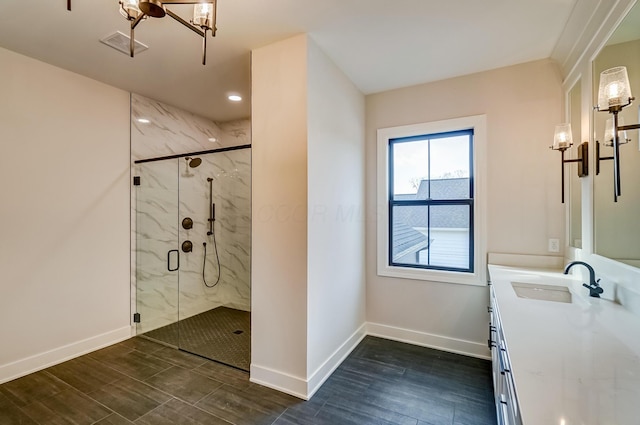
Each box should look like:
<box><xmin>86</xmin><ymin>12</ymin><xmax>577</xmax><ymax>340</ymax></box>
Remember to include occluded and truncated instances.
<box><xmin>597</xmin><ymin>116</ymin><xmax>630</xmax><ymax>174</ymax></box>
<box><xmin>595</xmin><ymin>66</ymin><xmax>640</xmax><ymax>202</ymax></box>
<box><xmin>550</xmin><ymin>124</ymin><xmax>589</xmax><ymax>203</ymax></box>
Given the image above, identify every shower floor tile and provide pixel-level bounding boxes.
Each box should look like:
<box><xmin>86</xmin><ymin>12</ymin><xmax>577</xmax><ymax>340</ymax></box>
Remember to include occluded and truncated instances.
<box><xmin>142</xmin><ymin>306</ymin><xmax>251</xmax><ymax>371</ymax></box>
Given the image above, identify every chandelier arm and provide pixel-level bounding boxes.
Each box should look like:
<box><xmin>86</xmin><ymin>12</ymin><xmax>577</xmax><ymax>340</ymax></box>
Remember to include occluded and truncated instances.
<box><xmin>202</xmin><ymin>29</ymin><xmax>207</xmax><ymax>65</ymax></box>
<box><xmin>131</xmin><ymin>13</ymin><xmax>146</xmax><ymax>31</ymax></box>
<box><xmin>130</xmin><ymin>14</ymin><xmax>146</xmax><ymax>57</ymax></box>
<box><xmin>165</xmin><ymin>8</ymin><xmax>205</xmax><ymax>37</ymax></box>
<box><xmin>159</xmin><ymin>1</ymin><xmax>208</xmax><ymax>4</ymax></box>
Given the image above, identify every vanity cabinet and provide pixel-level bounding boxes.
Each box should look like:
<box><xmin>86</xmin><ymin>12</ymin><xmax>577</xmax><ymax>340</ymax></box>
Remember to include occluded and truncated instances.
<box><xmin>489</xmin><ymin>283</ymin><xmax>522</xmax><ymax>425</ymax></box>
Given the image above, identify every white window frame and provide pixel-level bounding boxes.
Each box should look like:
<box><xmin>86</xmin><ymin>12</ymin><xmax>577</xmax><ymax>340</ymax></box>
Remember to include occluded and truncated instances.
<box><xmin>376</xmin><ymin>114</ymin><xmax>487</xmax><ymax>286</ymax></box>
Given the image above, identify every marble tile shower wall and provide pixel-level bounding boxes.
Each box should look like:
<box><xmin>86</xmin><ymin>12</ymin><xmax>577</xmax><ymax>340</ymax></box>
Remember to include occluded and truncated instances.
<box><xmin>130</xmin><ymin>93</ymin><xmax>251</xmax><ymax>335</ymax></box>
<box><xmin>131</xmin><ymin>94</ymin><xmax>250</xmax><ymax>160</ymax></box>
<box><xmin>178</xmin><ymin>150</ymin><xmax>251</xmax><ymax>316</ymax></box>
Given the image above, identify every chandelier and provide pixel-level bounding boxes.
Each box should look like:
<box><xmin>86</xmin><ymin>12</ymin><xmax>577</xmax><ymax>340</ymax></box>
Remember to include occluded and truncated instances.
<box><xmin>66</xmin><ymin>1</ymin><xmax>217</xmax><ymax>65</ymax></box>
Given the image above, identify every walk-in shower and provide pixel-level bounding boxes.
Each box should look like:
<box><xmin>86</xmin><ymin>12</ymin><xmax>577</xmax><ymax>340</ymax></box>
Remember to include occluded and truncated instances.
<box><xmin>134</xmin><ymin>145</ymin><xmax>251</xmax><ymax>370</ymax></box>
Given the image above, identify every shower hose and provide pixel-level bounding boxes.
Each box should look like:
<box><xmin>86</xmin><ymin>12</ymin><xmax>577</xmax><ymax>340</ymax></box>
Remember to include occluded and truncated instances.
<box><xmin>203</xmin><ymin>231</ymin><xmax>221</xmax><ymax>288</ymax></box>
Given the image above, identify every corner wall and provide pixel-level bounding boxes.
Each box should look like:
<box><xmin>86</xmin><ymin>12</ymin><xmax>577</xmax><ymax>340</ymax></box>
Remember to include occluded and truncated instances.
<box><xmin>365</xmin><ymin>59</ymin><xmax>564</xmax><ymax>357</ymax></box>
<box><xmin>306</xmin><ymin>39</ymin><xmax>366</xmax><ymax>393</ymax></box>
<box><xmin>0</xmin><ymin>47</ymin><xmax>131</xmax><ymax>383</ymax></box>
<box><xmin>251</xmin><ymin>35</ymin><xmax>310</xmax><ymax>394</ymax></box>
<box><xmin>251</xmin><ymin>34</ymin><xmax>366</xmax><ymax>399</ymax></box>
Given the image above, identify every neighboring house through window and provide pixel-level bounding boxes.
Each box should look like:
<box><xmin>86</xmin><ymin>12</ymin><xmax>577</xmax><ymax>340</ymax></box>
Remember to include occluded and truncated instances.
<box><xmin>377</xmin><ymin>115</ymin><xmax>486</xmax><ymax>286</ymax></box>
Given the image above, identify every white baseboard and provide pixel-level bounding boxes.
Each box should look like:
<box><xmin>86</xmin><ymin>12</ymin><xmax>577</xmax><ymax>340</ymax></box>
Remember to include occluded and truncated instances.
<box><xmin>251</xmin><ymin>322</ymin><xmax>488</xmax><ymax>399</ymax></box>
<box><xmin>250</xmin><ymin>364</ymin><xmax>309</xmax><ymax>400</ymax></box>
<box><xmin>306</xmin><ymin>323</ymin><xmax>366</xmax><ymax>398</ymax></box>
<box><xmin>250</xmin><ymin>323</ymin><xmax>367</xmax><ymax>400</ymax></box>
<box><xmin>366</xmin><ymin>322</ymin><xmax>490</xmax><ymax>360</ymax></box>
<box><xmin>0</xmin><ymin>326</ymin><xmax>133</xmax><ymax>384</ymax></box>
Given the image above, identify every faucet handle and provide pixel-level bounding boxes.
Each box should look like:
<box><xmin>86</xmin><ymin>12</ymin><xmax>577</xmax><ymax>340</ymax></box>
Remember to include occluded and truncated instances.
<box><xmin>596</xmin><ymin>278</ymin><xmax>601</xmax><ymax>286</ymax></box>
<box><xmin>583</xmin><ymin>283</ymin><xmax>604</xmax><ymax>297</ymax></box>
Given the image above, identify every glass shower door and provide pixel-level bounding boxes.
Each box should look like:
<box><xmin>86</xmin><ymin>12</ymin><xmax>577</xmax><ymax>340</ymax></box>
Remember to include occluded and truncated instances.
<box><xmin>134</xmin><ymin>149</ymin><xmax>251</xmax><ymax>371</ymax></box>
<box><xmin>135</xmin><ymin>159</ymin><xmax>180</xmax><ymax>346</ymax></box>
<box><xmin>176</xmin><ymin>150</ymin><xmax>252</xmax><ymax>370</ymax></box>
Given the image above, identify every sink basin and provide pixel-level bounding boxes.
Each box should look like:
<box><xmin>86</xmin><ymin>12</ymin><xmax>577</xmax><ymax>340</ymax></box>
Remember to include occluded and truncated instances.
<box><xmin>511</xmin><ymin>282</ymin><xmax>572</xmax><ymax>303</ymax></box>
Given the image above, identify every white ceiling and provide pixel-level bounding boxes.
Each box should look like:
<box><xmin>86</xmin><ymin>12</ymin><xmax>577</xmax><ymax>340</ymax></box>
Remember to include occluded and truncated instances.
<box><xmin>0</xmin><ymin>0</ymin><xmax>579</xmax><ymax>122</ymax></box>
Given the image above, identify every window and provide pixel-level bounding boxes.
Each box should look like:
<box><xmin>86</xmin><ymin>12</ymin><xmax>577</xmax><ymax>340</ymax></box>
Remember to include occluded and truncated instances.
<box><xmin>377</xmin><ymin>115</ymin><xmax>486</xmax><ymax>286</ymax></box>
<box><xmin>390</xmin><ymin>130</ymin><xmax>474</xmax><ymax>272</ymax></box>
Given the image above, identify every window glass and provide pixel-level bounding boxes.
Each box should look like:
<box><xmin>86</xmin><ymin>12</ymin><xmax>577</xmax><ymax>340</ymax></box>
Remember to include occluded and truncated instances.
<box><xmin>392</xmin><ymin>139</ymin><xmax>429</xmax><ymax>200</ymax></box>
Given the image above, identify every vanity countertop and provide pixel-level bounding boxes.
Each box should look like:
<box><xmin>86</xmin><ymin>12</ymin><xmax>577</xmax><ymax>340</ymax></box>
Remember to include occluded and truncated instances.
<box><xmin>488</xmin><ymin>264</ymin><xmax>640</xmax><ymax>425</ymax></box>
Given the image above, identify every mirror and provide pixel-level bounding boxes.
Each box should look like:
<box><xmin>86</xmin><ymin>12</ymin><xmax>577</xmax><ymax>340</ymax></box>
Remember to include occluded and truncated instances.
<box><xmin>593</xmin><ymin>3</ymin><xmax>640</xmax><ymax>267</ymax></box>
<box><xmin>568</xmin><ymin>78</ymin><xmax>582</xmax><ymax>248</ymax></box>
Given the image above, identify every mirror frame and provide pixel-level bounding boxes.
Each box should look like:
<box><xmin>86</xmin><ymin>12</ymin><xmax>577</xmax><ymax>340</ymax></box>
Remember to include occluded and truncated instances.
<box><xmin>567</xmin><ymin>77</ymin><xmax>583</xmax><ymax>249</ymax></box>
<box><xmin>590</xmin><ymin>3</ymin><xmax>640</xmax><ymax>268</ymax></box>
<box><xmin>560</xmin><ymin>0</ymin><xmax>640</xmax><ymax>280</ymax></box>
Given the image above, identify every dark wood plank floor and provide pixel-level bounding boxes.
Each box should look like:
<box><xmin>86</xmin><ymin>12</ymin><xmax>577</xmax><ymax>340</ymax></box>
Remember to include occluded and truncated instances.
<box><xmin>0</xmin><ymin>336</ymin><xmax>497</xmax><ymax>425</ymax></box>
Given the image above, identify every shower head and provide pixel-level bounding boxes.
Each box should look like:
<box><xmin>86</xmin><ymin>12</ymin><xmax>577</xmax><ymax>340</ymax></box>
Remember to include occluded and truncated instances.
<box><xmin>185</xmin><ymin>157</ymin><xmax>202</xmax><ymax>168</ymax></box>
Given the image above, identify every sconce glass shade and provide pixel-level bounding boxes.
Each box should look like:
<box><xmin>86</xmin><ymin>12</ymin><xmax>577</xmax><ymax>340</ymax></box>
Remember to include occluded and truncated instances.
<box><xmin>598</xmin><ymin>66</ymin><xmax>632</xmax><ymax>110</ymax></box>
<box><xmin>553</xmin><ymin>123</ymin><xmax>573</xmax><ymax>150</ymax></box>
<box><xmin>193</xmin><ymin>3</ymin><xmax>215</xmax><ymax>29</ymax></box>
<box><xmin>604</xmin><ymin>117</ymin><xmax>629</xmax><ymax>146</ymax></box>
<box><xmin>119</xmin><ymin>0</ymin><xmax>141</xmax><ymax>19</ymax></box>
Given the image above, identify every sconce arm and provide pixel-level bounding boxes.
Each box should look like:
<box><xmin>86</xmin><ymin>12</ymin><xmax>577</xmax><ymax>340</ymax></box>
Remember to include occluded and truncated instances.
<box><xmin>553</xmin><ymin>142</ymin><xmax>588</xmax><ymax>203</ymax></box>
<box><xmin>618</xmin><ymin>123</ymin><xmax>640</xmax><ymax>131</ymax></box>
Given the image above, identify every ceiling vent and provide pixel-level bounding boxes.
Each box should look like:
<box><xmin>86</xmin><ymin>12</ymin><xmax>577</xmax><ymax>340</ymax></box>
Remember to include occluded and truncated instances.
<box><xmin>100</xmin><ymin>31</ymin><xmax>148</xmax><ymax>56</ymax></box>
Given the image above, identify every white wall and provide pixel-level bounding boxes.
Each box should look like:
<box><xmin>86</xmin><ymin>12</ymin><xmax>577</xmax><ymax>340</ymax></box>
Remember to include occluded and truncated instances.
<box><xmin>366</xmin><ymin>59</ymin><xmax>564</xmax><ymax>357</ymax></box>
<box><xmin>251</xmin><ymin>35</ymin><xmax>309</xmax><ymax>393</ymax></box>
<box><xmin>251</xmin><ymin>34</ymin><xmax>366</xmax><ymax>399</ymax></box>
<box><xmin>0</xmin><ymin>47</ymin><xmax>131</xmax><ymax>383</ymax></box>
<box><xmin>306</xmin><ymin>39</ymin><xmax>366</xmax><ymax>390</ymax></box>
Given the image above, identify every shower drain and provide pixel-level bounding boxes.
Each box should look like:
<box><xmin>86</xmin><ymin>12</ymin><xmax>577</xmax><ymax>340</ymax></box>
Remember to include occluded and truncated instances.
<box><xmin>233</xmin><ymin>330</ymin><xmax>244</xmax><ymax>335</ymax></box>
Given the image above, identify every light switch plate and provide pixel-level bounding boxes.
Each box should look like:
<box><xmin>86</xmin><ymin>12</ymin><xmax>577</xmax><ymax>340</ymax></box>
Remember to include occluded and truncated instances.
<box><xmin>548</xmin><ymin>238</ymin><xmax>560</xmax><ymax>253</ymax></box>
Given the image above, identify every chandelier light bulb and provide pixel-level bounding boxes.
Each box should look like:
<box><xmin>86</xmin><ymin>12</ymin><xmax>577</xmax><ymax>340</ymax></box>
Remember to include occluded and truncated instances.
<box><xmin>119</xmin><ymin>0</ymin><xmax>141</xmax><ymax>19</ymax></box>
<box><xmin>193</xmin><ymin>3</ymin><xmax>214</xmax><ymax>29</ymax></box>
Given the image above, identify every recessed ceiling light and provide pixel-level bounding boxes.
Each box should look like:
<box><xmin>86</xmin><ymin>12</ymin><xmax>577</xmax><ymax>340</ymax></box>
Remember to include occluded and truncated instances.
<box><xmin>228</xmin><ymin>95</ymin><xmax>242</xmax><ymax>102</ymax></box>
<box><xmin>208</xmin><ymin>137</ymin><xmax>218</xmax><ymax>143</ymax></box>
<box><xmin>137</xmin><ymin>118</ymin><xmax>151</xmax><ymax>124</ymax></box>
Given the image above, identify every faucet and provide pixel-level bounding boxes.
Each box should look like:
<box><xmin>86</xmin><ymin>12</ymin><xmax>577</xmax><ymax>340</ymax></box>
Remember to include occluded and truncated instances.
<box><xmin>563</xmin><ymin>261</ymin><xmax>603</xmax><ymax>298</ymax></box>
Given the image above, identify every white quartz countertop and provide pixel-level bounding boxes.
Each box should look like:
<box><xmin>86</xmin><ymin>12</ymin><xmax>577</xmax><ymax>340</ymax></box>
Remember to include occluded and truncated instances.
<box><xmin>488</xmin><ymin>264</ymin><xmax>640</xmax><ymax>425</ymax></box>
